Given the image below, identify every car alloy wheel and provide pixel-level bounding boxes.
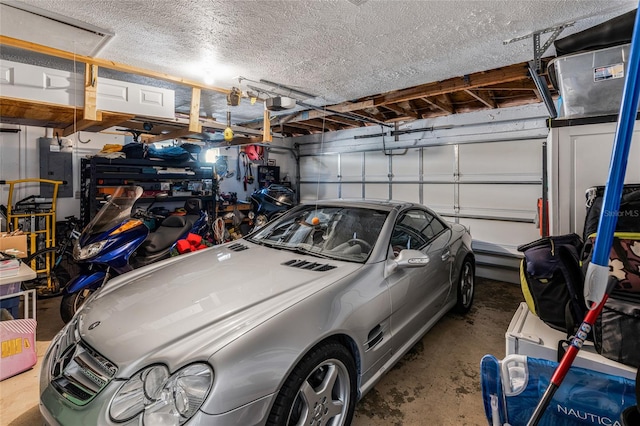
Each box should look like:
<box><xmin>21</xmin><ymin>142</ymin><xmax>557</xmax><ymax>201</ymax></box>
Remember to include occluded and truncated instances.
<box><xmin>268</xmin><ymin>342</ymin><xmax>357</xmax><ymax>426</ymax></box>
<box><xmin>455</xmin><ymin>258</ymin><xmax>475</xmax><ymax>314</ymax></box>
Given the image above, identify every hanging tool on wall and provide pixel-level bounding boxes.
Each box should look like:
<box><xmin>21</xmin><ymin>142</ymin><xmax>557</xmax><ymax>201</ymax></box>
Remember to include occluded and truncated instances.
<box><xmin>247</xmin><ymin>162</ymin><xmax>254</xmax><ymax>186</ymax></box>
<box><xmin>242</xmin><ymin>151</ymin><xmax>249</xmax><ymax>191</ymax></box>
<box><xmin>236</xmin><ymin>146</ymin><xmax>242</xmax><ymax>181</ymax></box>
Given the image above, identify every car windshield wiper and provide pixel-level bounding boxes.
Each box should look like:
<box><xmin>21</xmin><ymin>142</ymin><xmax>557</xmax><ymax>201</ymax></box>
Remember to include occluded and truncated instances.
<box><xmin>284</xmin><ymin>245</ymin><xmax>335</xmax><ymax>259</ymax></box>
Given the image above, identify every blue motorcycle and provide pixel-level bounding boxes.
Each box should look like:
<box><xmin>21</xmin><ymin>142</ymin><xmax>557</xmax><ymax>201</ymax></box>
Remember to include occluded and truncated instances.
<box><xmin>60</xmin><ymin>186</ymin><xmax>208</xmax><ymax>323</ymax></box>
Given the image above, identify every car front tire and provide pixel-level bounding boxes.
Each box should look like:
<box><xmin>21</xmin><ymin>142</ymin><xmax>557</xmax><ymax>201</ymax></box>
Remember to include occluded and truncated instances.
<box><xmin>267</xmin><ymin>341</ymin><xmax>357</xmax><ymax>426</ymax></box>
<box><xmin>454</xmin><ymin>257</ymin><xmax>475</xmax><ymax>314</ymax></box>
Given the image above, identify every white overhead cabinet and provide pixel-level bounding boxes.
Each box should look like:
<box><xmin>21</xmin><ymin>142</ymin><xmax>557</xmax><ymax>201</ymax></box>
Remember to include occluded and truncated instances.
<box><xmin>0</xmin><ymin>60</ymin><xmax>175</xmax><ymax>118</ymax></box>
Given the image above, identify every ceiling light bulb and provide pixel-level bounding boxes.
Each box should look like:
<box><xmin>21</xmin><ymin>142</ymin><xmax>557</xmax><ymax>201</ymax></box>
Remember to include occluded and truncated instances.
<box><xmin>250</xmin><ymin>97</ymin><xmax>257</xmax><ymax>105</ymax></box>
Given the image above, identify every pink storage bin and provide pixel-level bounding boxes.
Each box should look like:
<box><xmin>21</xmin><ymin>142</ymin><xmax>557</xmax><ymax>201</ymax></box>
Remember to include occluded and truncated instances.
<box><xmin>0</xmin><ymin>319</ymin><xmax>37</xmax><ymax>381</ymax></box>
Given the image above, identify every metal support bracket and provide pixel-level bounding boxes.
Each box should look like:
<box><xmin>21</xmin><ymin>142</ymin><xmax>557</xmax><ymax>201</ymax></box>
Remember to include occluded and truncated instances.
<box><xmin>504</xmin><ymin>22</ymin><xmax>575</xmax><ymax>72</ymax></box>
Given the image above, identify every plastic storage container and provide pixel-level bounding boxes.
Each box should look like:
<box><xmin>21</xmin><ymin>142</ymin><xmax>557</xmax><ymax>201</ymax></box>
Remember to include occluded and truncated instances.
<box><xmin>550</xmin><ymin>43</ymin><xmax>631</xmax><ymax>119</ymax></box>
<box><xmin>0</xmin><ymin>282</ymin><xmax>21</xmax><ymax>319</ymax></box>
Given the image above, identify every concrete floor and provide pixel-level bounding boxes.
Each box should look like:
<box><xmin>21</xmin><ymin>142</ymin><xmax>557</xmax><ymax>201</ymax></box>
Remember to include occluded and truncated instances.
<box><xmin>0</xmin><ymin>277</ymin><xmax>523</xmax><ymax>426</ymax></box>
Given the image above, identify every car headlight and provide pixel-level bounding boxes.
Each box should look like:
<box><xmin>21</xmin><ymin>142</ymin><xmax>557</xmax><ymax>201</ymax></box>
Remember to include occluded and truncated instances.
<box><xmin>74</xmin><ymin>240</ymin><xmax>107</xmax><ymax>260</ymax></box>
<box><xmin>110</xmin><ymin>363</ymin><xmax>213</xmax><ymax>425</ymax></box>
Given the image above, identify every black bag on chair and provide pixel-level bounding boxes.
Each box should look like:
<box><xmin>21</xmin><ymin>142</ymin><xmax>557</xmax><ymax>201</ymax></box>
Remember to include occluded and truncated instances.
<box><xmin>517</xmin><ymin>233</ymin><xmax>585</xmax><ymax>333</ymax></box>
<box><xmin>594</xmin><ymin>291</ymin><xmax>640</xmax><ymax>367</ymax></box>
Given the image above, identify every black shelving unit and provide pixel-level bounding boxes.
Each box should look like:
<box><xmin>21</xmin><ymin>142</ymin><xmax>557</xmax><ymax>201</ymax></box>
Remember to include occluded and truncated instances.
<box><xmin>80</xmin><ymin>157</ymin><xmax>217</xmax><ymax>226</ymax></box>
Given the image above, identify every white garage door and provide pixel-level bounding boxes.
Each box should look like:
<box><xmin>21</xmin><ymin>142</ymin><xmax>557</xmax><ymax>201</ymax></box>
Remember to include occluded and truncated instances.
<box><xmin>299</xmin><ymin>136</ymin><xmax>546</xmax><ymax>283</ymax></box>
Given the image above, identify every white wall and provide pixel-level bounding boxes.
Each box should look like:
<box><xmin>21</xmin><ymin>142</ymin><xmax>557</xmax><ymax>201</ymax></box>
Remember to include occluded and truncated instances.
<box><xmin>548</xmin><ymin>120</ymin><xmax>640</xmax><ymax>237</ymax></box>
<box><xmin>0</xmin><ymin>126</ymin><xmax>122</xmax><ymax>220</ymax></box>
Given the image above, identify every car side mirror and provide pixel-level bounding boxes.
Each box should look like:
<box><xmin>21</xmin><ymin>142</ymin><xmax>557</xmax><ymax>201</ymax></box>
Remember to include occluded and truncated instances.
<box><xmin>395</xmin><ymin>249</ymin><xmax>430</xmax><ymax>268</ymax></box>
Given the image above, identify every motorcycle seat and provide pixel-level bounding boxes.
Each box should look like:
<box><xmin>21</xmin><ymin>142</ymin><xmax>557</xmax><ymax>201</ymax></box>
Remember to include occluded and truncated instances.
<box><xmin>139</xmin><ymin>215</ymin><xmax>194</xmax><ymax>254</ymax></box>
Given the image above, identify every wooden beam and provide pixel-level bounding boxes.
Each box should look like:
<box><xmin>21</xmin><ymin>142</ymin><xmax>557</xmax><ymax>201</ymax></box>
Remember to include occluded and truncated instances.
<box><xmin>90</xmin><ymin>112</ymin><xmax>136</xmax><ymax>131</ymax></box>
<box><xmin>300</xmin><ymin>119</ymin><xmax>339</xmax><ymax>131</ymax></box>
<box><xmin>1</xmin><ymin>96</ymin><xmax>79</xmax><ymax>124</ymax></box>
<box><xmin>421</xmin><ymin>96</ymin><xmax>454</xmax><ymax>114</ymax></box>
<box><xmin>61</xmin><ymin>112</ymin><xmax>103</xmax><ymax>136</ymax></box>
<box><xmin>375</xmin><ymin>63</ymin><xmax>529</xmax><ymax>106</ymax></box>
<box><xmin>84</xmin><ymin>64</ymin><xmax>98</xmax><ymax>121</ymax></box>
<box><xmin>464</xmin><ymin>89</ymin><xmax>497</xmax><ymax>109</ymax></box>
<box><xmin>382</xmin><ymin>103</ymin><xmax>419</xmax><ymax>119</ymax></box>
<box><xmin>327</xmin><ymin>100</ymin><xmax>375</xmax><ymax>113</ymax></box>
<box><xmin>322</xmin><ymin>115</ymin><xmax>360</xmax><ymax>127</ymax></box>
<box><xmin>147</xmin><ymin>128</ymin><xmax>195</xmax><ymax>144</ymax></box>
<box><xmin>420</xmin><ymin>110</ymin><xmax>451</xmax><ymax>119</ymax></box>
<box><xmin>189</xmin><ymin>88</ymin><xmax>202</xmax><ymax>133</ymax></box>
<box><xmin>263</xmin><ymin>104</ymin><xmax>272</xmax><ymax>142</ymax></box>
<box><xmin>0</xmin><ymin>35</ymin><xmax>230</xmax><ymax>94</ymax></box>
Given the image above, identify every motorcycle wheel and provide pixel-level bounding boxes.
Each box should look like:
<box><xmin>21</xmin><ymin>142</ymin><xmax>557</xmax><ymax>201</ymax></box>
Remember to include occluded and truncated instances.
<box><xmin>60</xmin><ymin>288</ymin><xmax>95</xmax><ymax>323</ymax></box>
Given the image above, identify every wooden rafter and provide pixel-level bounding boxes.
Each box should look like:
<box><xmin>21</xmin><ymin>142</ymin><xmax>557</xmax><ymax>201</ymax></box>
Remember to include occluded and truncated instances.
<box><xmin>464</xmin><ymin>89</ymin><xmax>497</xmax><ymax>109</ymax></box>
<box><xmin>421</xmin><ymin>96</ymin><xmax>454</xmax><ymax>114</ymax></box>
<box><xmin>382</xmin><ymin>103</ymin><xmax>419</xmax><ymax>119</ymax></box>
<box><xmin>375</xmin><ymin>63</ymin><xmax>529</xmax><ymax>106</ymax></box>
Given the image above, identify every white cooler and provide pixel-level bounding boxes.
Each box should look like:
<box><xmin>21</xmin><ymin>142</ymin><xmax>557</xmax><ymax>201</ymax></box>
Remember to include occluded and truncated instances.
<box><xmin>505</xmin><ymin>302</ymin><xmax>637</xmax><ymax>380</ymax></box>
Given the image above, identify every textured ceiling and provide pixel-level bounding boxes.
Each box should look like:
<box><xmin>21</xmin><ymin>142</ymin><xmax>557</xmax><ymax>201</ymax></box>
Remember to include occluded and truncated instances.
<box><xmin>2</xmin><ymin>0</ymin><xmax>638</xmax><ymax>135</ymax></box>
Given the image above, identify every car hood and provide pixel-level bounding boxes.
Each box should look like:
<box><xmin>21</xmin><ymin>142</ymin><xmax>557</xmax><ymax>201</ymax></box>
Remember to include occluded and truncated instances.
<box><xmin>76</xmin><ymin>242</ymin><xmax>360</xmax><ymax>375</ymax></box>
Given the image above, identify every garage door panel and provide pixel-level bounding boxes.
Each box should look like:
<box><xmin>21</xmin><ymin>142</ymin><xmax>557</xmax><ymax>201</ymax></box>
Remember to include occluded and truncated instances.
<box><xmin>423</xmin><ymin>145</ymin><xmax>455</xmax><ymax>178</ymax></box>
<box><xmin>423</xmin><ymin>183</ymin><xmax>454</xmax><ymax>214</ymax></box>
<box><xmin>459</xmin><ymin>184</ymin><xmax>539</xmax><ymax>214</ymax></box>
<box><xmin>459</xmin><ymin>140</ymin><xmax>541</xmax><ymax>179</ymax></box>
<box><xmin>459</xmin><ymin>218</ymin><xmax>540</xmax><ymax>250</ymax></box>
<box><xmin>341</xmin><ymin>183</ymin><xmax>363</xmax><ymax>199</ymax></box>
<box><xmin>340</xmin><ymin>152</ymin><xmax>364</xmax><ymax>181</ymax></box>
<box><xmin>300</xmin><ymin>183</ymin><xmax>338</xmax><ymax>201</ymax></box>
<box><xmin>391</xmin><ymin>184</ymin><xmax>419</xmax><ymax>203</ymax></box>
<box><xmin>391</xmin><ymin>149</ymin><xmax>420</xmax><ymax>178</ymax></box>
<box><xmin>300</xmin><ymin>156</ymin><xmax>339</xmax><ymax>180</ymax></box>
<box><xmin>365</xmin><ymin>183</ymin><xmax>389</xmax><ymax>199</ymax></box>
<box><xmin>364</xmin><ymin>151</ymin><xmax>389</xmax><ymax>181</ymax></box>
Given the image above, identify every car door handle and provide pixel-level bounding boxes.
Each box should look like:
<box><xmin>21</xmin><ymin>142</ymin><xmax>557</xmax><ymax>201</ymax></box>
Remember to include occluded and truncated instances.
<box><xmin>441</xmin><ymin>249</ymin><xmax>451</xmax><ymax>261</ymax></box>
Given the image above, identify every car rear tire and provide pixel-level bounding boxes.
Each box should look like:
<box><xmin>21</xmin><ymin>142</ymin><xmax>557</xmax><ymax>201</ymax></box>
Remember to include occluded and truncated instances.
<box><xmin>454</xmin><ymin>258</ymin><xmax>475</xmax><ymax>314</ymax></box>
<box><xmin>60</xmin><ymin>288</ymin><xmax>95</xmax><ymax>323</ymax></box>
<box><xmin>267</xmin><ymin>341</ymin><xmax>357</xmax><ymax>426</ymax></box>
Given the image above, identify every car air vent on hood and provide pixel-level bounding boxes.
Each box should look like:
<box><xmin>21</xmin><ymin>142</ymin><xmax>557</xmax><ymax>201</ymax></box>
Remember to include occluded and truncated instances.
<box><xmin>282</xmin><ymin>259</ymin><xmax>337</xmax><ymax>272</ymax></box>
<box><xmin>228</xmin><ymin>243</ymin><xmax>249</xmax><ymax>252</ymax></box>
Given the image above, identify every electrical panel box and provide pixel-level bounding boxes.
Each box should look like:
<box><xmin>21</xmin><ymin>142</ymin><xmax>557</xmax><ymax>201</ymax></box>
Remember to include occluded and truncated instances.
<box><xmin>38</xmin><ymin>138</ymin><xmax>73</xmax><ymax>198</ymax></box>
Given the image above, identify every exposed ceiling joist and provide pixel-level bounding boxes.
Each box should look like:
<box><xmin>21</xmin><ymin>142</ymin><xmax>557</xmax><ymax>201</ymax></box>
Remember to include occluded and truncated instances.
<box><xmin>464</xmin><ymin>89</ymin><xmax>497</xmax><ymax>109</ymax></box>
<box><xmin>421</xmin><ymin>96</ymin><xmax>454</xmax><ymax>114</ymax></box>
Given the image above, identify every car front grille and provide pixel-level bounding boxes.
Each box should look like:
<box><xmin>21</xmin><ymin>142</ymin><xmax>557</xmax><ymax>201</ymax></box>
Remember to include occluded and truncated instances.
<box><xmin>48</xmin><ymin>321</ymin><xmax>117</xmax><ymax>406</ymax></box>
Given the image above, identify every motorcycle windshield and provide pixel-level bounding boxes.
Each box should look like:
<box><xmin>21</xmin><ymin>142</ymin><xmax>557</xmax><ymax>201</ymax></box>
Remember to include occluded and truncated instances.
<box><xmin>84</xmin><ymin>186</ymin><xmax>144</xmax><ymax>235</ymax></box>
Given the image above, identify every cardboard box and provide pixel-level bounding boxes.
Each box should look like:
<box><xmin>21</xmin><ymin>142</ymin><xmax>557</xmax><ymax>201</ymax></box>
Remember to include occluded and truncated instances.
<box><xmin>0</xmin><ymin>234</ymin><xmax>28</xmax><ymax>258</ymax></box>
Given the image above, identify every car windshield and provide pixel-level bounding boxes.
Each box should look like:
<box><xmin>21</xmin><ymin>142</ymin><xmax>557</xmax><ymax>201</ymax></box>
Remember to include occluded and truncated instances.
<box><xmin>247</xmin><ymin>205</ymin><xmax>388</xmax><ymax>262</ymax></box>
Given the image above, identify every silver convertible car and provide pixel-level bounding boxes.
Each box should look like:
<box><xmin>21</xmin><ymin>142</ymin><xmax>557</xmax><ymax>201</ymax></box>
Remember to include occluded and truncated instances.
<box><xmin>40</xmin><ymin>199</ymin><xmax>475</xmax><ymax>426</ymax></box>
